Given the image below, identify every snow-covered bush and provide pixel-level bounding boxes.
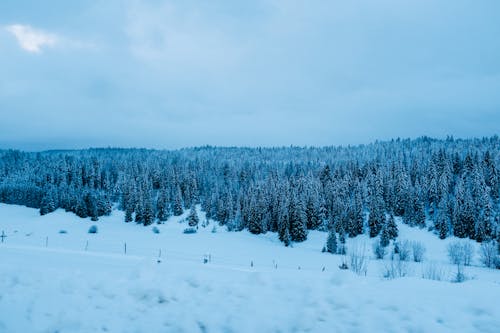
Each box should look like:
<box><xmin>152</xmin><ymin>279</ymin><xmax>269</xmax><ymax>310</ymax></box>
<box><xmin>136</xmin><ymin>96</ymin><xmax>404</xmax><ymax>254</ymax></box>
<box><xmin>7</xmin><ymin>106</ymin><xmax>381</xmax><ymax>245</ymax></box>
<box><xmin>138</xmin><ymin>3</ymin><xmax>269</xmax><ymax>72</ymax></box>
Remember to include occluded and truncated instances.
<box><xmin>152</xmin><ymin>226</ymin><xmax>160</xmax><ymax>234</ymax></box>
<box><xmin>88</xmin><ymin>225</ymin><xmax>98</xmax><ymax>234</ymax></box>
<box><xmin>183</xmin><ymin>227</ymin><xmax>197</xmax><ymax>234</ymax></box>
<box><xmin>349</xmin><ymin>243</ymin><xmax>368</xmax><ymax>276</ymax></box>
<box><xmin>480</xmin><ymin>240</ymin><xmax>498</xmax><ymax>268</ymax></box>
<box><xmin>411</xmin><ymin>241</ymin><xmax>426</xmax><ymax>262</ymax></box>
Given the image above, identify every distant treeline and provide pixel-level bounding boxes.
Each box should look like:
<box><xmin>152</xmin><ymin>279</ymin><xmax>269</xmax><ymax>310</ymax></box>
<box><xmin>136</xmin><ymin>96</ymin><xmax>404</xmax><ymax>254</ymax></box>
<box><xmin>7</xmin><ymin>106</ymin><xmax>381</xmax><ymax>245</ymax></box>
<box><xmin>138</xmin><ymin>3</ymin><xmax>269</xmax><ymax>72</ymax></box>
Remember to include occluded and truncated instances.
<box><xmin>0</xmin><ymin>136</ymin><xmax>499</xmax><ymax>245</ymax></box>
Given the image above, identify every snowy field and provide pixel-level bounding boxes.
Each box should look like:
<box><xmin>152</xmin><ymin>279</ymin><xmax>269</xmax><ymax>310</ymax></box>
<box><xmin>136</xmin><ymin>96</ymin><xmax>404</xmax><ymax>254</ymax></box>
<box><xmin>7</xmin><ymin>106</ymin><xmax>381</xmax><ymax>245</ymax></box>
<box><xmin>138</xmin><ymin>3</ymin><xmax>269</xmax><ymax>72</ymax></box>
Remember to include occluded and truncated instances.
<box><xmin>0</xmin><ymin>203</ymin><xmax>499</xmax><ymax>333</ymax></box>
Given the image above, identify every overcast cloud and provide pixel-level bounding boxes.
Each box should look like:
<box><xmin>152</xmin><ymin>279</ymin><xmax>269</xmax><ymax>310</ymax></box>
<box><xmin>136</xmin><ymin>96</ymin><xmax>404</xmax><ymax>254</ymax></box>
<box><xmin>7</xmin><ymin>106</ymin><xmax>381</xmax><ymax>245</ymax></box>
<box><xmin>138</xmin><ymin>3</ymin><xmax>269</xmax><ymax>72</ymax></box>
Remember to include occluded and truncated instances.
<box><xmin>0</xmin><ymin>0</ymin><xmax>499</xmax><ymax>150</ymax></box>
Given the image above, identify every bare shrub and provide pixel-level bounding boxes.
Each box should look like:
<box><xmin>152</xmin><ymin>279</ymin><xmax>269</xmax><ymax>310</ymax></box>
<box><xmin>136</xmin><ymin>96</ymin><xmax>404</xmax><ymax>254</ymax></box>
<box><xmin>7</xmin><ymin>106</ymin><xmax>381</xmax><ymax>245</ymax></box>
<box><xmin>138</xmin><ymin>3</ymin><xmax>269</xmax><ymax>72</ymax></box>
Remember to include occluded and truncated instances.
<box><xmin>339</xmin><ymin>255</ymin><xmax>349</xmax><ymax>270</ymax></box>
<box><xmin>411</xmin><ymin>241</ymin><xmax>426</xmax><ymax>262</ymax></box>
<box><xmin>393</xmin><ymin>240</ymin><xmax>411</xmax><ymax>261</ymax></box>
<box><xmin>480</xmin><ymin>240</ymin><xmax>498</xmax><ymax>268</ymax></box>
<box><xmin>383</xmin><ymin>254</ymin><xmax>410</xmax><ymax>279</ymax></box>
<box><xmin>448</xmin><ymin>240</ymin><xmax>474</xmax><ymax>283</ymax></box>
<box><xmin>421</xmin><ymin>261</ymin><xmax>446</xmax><ymax>281</ymax></box>
<box><xmin>447</xmin><ymin>241</ymin><xmax>474</xmax><ymax>266</ymax></box>
<box><xmin>349</xmin><ymin>243</ymin><xmax>368</xmax><ymax>276</ymax></box>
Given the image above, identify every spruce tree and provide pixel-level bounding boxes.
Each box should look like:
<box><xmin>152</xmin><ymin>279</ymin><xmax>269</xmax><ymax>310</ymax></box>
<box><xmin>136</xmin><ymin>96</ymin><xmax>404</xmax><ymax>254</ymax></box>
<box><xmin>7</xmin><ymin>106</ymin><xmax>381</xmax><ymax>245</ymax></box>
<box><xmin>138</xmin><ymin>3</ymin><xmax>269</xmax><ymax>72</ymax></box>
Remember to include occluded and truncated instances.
<box><xmin>386</xmin><ymin>214</ymin><xmax>398</xmax><ymax>240</ymax></box>
<box><xmin>40</xmin><ymin>190</ymin><xmax>56</xmax><ymax>216</ymax></box>
<box><xmin>142</xmin><ymin>197</ymin><xmax>155</xmax><ymax>226</ymax></box>
<box><xmin>326</xmin><ymin>229</ymin><xmax>337</xmax><ymax>254</ymax></box>
<box><xmin>380</xmin><ymin>224</ymin><xmax>390</xmax><ymax>247</ymax></box>
<box><xmin>368</xmin><ymin>200</ymin><xmax>384</xmax><ymax>237</ymax></box>
<box><xmin>173</xmin><ymin>186</ymin><xmax>184</xmax><ymax>216</ymax></box>
<box><xmin>289</xmin><ymin>193</ymin><xmax>308</xmax><ymax>242</ymax></box>
<box><xmin>188</xmin><ymin>205</ymin><xmax>199</xmax><ymax>227</ymax></box>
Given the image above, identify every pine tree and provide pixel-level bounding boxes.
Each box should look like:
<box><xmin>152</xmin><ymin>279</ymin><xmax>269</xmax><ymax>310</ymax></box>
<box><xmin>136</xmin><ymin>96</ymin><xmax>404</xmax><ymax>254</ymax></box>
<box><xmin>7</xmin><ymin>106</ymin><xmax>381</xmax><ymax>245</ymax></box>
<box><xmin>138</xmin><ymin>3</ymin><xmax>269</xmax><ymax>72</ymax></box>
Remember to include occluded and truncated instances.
<box><xmin>188</xmin><ymin>205</ymin><xmax>199</xmax><ymax>227</ymax></box>
<box><xmin>135</xmin><ymin>196</ymin><xmax>144</xmax><ymax>224</ymax></box>
<box><xmin>475</xmin><ymin>196</ymin><xmax>493</xmax><ymax>242</ymax></box>
<box><xmin>125</xmin><ymin>206</ymin><xmax>133</xmax><ymax>223</ymax></box>
<box><xmin>368</xmin><ymin>171</ymin><xmax>385</xmax><ymax>237</ymax></box>
<box><xmin>289</xmin><ymin>193</ymin><xmax>308</xmax><ymax>242</ymax></box>
<box><xmin>385</xmin><ymin>214</ymin><xmax>398</xmax><ymax>240</ymax></box>
<box><xmin>347</xmin><ymin>190</ymin><xmax>364</xmax><ymax>237</ymax></box>
<box><xmin>305</xmin><ymin>193</ymin><xmax>321</xmax><ymax>229</ymax></box>
<box><xmin>156</xmin><ymin>188</ymin><xmax>170</xmax><ymax>222</ymax></box>
<box><xmin>380</xmin><ymin>224</ymin><xmax>390</xmax><ymax>247</ymax></box>
<box><xmin>142</xmin><ymin>197</ymin><xmax>155</xmax><ymax>226</ymax></box>
<box><xmin>454</xmin><ymin>188</ymin><xmax>475</xmax><ymax>238</ymax></box>
<box><xmin>368</xmin><ymin>198</ymin><xmax>384</xmax><ymax>237</ymax></box>
<box><xmin>414</xmin><ymin>200</ymin><xmax>426</xmax><ymax>228</ymax></box>
<box><xmin>40</xmin><ymin>190</ymin><xmax>56</xmax><ymax>216</ymax></box>
<box><xmin>326</xmin><ymin>229</ymin><xmax>337</xmax><ymax>254</ymax></box>
<box><xmin>173</xmin><ymin>186</ymin><xmax>184</xmax><ymax>216</ymax></box>
<box><xmin>282</xmin><ymin>226</ymin><xmax>291</xmax><ymax>247</ymax></box>
<box><xmin>278</xmin><ymin>194</ymin><xmax>291</xmax><ymax>244</ymax></box>
<box><xmin>248</xmin><ymin>194</ymin><xmax>264</xmax><ymax>234</ymax></box>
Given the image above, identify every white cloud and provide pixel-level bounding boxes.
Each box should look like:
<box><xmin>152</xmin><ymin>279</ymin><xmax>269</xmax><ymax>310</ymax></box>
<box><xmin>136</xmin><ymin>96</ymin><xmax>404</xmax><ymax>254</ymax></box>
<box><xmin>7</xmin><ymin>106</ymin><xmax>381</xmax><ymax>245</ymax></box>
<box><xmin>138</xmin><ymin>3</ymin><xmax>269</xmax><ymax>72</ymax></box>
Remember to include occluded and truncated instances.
<box><xmin>6</xmin><ymin>24</ymin><xmax>58</xmax><ymax>53</ymax></box>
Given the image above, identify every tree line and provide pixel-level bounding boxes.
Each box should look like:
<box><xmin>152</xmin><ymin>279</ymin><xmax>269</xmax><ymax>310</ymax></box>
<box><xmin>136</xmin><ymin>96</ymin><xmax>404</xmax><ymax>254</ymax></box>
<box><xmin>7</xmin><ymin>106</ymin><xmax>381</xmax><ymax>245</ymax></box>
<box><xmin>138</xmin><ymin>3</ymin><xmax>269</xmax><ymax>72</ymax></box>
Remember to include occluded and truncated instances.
<box><xmin>0</xmin><ymin>136</ymin><xmax>499</xmax><ymax>245</ymax></box>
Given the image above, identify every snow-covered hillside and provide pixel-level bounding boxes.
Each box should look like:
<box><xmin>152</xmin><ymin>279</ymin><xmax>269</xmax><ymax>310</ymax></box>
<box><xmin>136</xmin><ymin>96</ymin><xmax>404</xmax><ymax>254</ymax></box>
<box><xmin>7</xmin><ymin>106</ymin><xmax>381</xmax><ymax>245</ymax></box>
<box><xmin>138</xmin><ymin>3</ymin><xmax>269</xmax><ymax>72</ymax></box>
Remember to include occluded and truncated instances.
<box><xmin>0</xmin><ymin>204</ymin><xmax>499</xmax><ymax>333</ymax></box>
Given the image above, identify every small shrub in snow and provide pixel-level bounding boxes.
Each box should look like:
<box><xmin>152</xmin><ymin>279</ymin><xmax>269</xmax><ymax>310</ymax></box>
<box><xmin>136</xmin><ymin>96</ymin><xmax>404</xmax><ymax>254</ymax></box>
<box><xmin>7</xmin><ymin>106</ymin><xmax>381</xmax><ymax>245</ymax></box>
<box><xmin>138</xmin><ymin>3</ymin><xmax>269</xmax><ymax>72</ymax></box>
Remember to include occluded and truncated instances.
<box><xmin>396</xmin><ymin>240</ymin><xmax>411</xmax><ymax>261</ymax></box>
<box><xmin>463</xmin><ymin>243</ymin><xmax>474</xmax><ymax>266</ymax></box>
<box><xmin>348</xmin><ymin>243</ymin><xmax>368</xmax><ymax>276</ymax></box>
<box><xmin>452</xmin><ymin>270</ymin><xmax>467</xmax><ymax>283</ymax></box>
<box><xmin>411</xmin><ymin>241</ymin><xmax>426</xmax><ymax>262</ymax></box>
<box><xmin>479</xmin><ymin>240</ymin><xmax>498</xmax><ymax>268</ymax></box>
<box><xmin>88</xmin><ymin>225</ymin><xmax>98</xmax><ymax>234</ymax></box>
<box><xmin>152</xmin><ymin>226</ymin><xmax>160</xmax><ymax>234</ymax></box>
<box><xmin>183</xmin><ymin>227</ymin><xmax>197</xmax><ymax>234</ymax></box>
<box><xmin>421</xmin><ymin>262</ymin><xmax>446</xmax><ymax>281</ymax></box>
<box><xmin>447</xmin><ymin>241</ymin><xmax>474</xmax><ymax>266</ymax></box>
<box><xmin>383</xmin><ymin>254</ymin><xmax>410</xmax><ymax>279</ymax></box>
<box><xmin>337</xmin><ymin>244</ymin><xmax>347</xmax><ymax>255</ymax></box>
<box><xmin>339</xmin><ymin>256</ymin><xmax>349</xmax><ymax>270</ymax></box>
<box><xmin>448</xmin><ymin>240</ymin><xmax>474</xmax><ymax>283</ymax></box>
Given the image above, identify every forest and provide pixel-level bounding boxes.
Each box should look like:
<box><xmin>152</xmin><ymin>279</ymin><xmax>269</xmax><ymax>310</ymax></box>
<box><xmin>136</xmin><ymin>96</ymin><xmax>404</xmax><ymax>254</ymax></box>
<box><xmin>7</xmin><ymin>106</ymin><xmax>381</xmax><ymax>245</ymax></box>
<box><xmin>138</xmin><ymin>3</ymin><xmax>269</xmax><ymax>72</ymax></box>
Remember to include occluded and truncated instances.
<box><xmin>0</xmin><ymin>136</ymin><xmax>499</xmax><ymax>246</ymax></box>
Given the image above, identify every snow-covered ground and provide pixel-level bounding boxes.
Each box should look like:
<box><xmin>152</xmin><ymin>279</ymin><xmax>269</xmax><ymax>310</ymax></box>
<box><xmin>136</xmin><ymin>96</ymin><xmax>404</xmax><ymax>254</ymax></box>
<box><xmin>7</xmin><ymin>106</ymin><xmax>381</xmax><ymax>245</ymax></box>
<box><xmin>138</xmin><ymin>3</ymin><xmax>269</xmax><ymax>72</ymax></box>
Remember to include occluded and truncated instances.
<box><xmin>0</xmin><ymin>203</ymin><xmax>499</xmax><ymax>333</ymax></box>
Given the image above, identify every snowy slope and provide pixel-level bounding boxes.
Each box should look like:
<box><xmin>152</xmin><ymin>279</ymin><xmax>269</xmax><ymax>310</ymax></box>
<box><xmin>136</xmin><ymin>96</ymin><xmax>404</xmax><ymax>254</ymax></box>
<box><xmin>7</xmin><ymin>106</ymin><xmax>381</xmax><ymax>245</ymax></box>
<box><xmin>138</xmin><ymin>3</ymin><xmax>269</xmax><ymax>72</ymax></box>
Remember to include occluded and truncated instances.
<box><xmin>0</xmin><ymin>204</ymin><xmax>499</xmax><ymax>333</ymax></box>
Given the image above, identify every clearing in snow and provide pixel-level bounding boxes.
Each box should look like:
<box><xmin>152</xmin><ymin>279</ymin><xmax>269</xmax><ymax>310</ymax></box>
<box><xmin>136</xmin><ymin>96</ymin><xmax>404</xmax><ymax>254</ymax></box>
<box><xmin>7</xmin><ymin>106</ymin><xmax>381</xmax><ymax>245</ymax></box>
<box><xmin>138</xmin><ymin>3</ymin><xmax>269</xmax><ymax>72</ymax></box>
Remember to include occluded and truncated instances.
<box><xmin>0</xmin><ymin>203</ymin><xmax>499</xmax><ymax>333</ymax></box>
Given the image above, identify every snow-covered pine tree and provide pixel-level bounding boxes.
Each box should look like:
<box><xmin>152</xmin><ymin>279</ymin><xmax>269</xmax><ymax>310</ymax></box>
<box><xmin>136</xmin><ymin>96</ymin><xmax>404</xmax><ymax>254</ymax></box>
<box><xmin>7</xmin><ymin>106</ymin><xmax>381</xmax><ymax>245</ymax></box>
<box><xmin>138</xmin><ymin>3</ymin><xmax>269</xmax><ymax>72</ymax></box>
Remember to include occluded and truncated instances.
<box><xmin>173</xmin><ymin>185</ymin><xmax>184</xmax><ymax>216</ymax></box>
<box><xmin>289</xmin><ymin>192</ymin><xmax>308</xmax><ymax>242</ymax></box>
<box><xmin>326</xmin><ymin>228</ymin><xmax>337</xmax><ymax>254</ymax></box>
<box><xmin>385</xmin><ymin>214</ymin><xmax>398</xmax><ymax>240</ymax></box>
<box><xmin>188</xmin><ymin>205</ymin><xmax>199</xmax><ymax>227</ymax></box>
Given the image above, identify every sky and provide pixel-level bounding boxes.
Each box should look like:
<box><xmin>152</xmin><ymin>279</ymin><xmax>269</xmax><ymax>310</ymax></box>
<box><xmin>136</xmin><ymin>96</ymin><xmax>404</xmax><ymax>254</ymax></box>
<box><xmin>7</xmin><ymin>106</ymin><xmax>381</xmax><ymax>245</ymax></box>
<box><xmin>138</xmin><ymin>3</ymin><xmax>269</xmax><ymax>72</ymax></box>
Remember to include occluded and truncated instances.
<box><xmin>0</xmin><ymin>0</ymin><xmax>499</xmax><ymax>150</ymax></box>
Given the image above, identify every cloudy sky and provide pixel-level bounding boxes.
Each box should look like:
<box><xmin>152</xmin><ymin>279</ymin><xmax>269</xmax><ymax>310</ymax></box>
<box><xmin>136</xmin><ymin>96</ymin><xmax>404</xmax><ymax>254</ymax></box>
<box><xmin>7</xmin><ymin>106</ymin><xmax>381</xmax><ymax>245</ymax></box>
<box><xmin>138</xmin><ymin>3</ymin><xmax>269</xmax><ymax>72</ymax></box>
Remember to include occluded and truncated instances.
<box><xmin>1</xmin><ymin>0</ymin><xmax>499</xmax><ymax>150</ymax></box>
